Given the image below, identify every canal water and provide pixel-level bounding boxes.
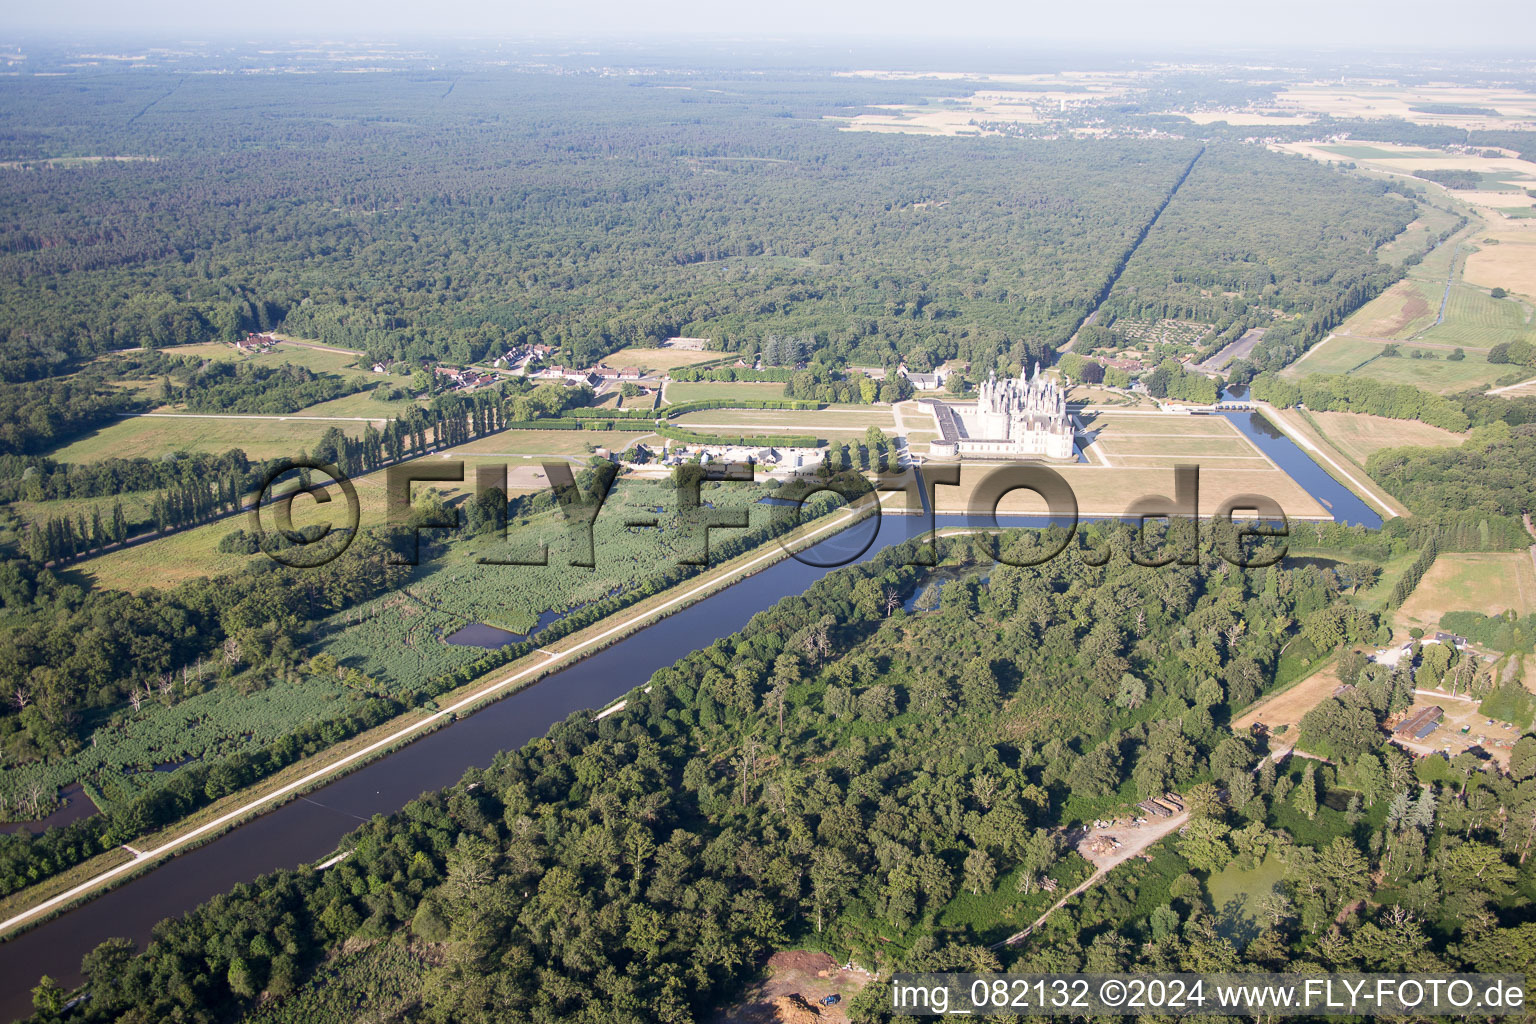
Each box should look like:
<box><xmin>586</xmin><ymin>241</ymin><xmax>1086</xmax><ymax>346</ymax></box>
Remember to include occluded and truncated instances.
<box><xmin>0</xmin><ymin>404</ymin><xmax>1378</xmax><ymax>1021</ymax></box>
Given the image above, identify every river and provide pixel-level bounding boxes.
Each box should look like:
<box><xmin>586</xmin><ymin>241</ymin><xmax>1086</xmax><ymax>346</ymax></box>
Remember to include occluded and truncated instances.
<box><xmin>0</xmin><ymin>405</ymin><xmax>1377</xmax><ymax>1021</ymax></box>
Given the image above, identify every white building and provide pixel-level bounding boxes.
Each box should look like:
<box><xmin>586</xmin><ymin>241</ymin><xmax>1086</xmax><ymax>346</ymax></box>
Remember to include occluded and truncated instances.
<box><xmin>901</xmin><ymin>366</ymin><xmax>946</xmax><ymax>391</ymax></box>
<box><xmin>928</xmin><ymin>364</ymin><xmax>1075</xmax><ymax>461</ymax></box>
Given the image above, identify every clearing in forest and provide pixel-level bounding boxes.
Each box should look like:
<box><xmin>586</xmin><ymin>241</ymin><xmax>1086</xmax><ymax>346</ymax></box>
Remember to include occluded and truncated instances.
<box><xmin>1397</xmin><ymin>552</ymin><xmax>1536</xmax><ymax>630</ymax></box>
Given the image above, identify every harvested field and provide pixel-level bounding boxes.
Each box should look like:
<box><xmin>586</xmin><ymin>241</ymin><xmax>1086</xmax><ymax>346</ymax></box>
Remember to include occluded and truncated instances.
<box><xmin>1307</xmin><ymin>411</ymin><xmax>1465</xmax><ymax>463</ymax></box>
<box><xmin>1464</xmin><ymin>231</ymin><xmax>1536</xmax><ymax>301</ymax></box>
<box><xmin>605</xmin><ymin>345</ymin><xmax>721</xmax><ymax>371</ymax></box>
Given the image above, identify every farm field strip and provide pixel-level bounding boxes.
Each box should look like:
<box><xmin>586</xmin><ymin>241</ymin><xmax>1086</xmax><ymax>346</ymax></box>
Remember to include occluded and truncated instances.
<box><xmin>1306</xmin><ymin>410</ymin><xmax>1466</xmax><ymax>463</ymax></box>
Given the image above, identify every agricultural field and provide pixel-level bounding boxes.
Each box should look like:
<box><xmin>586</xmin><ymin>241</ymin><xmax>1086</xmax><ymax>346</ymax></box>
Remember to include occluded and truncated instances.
<box><xmin>263</xmin><ymin>341</ymin><xmax>372</xmax><ymax>375</ymax></box>
<box><xmin>1464</xmin><ymin>230</ymin><xmax>1536</xmax><ymax>302</ymax></box>
<box><xmin>662</xmin><ymin>381</ymin><xmax>790</xmax><ymax>404</ymax></box>
<box><xmin>277</xmin><ymin>389</ymin><xmax>420</xmax><ymax>419</ymax></box>
<box><xmin>1397</xmin><ymin>552</ymin><xmax>1536</xmax><ymax>632</ymax></box>
<box><xmin>1232</xmin><ymin>660</ymin><xmax>1344</xmax><ymax>746</ymax></box>
<box><xmin>1336</xmin><ymin>278</ymin><xmax>1440</xmax><ymax>339</ymax></box>
<box><xmin>1306</xmin><ymin>410</ymin><xmax>1466</xmax><ymax>464</ymax></box>
<box><xmin>1271</xmin><ymin>84</ymin><xmax>1536</xmax><ymax>129</ymax></box>
<box><xmin>1278</xmin><ymin>139</ymin><xmax>1536</xmax><ymax>218</ymax></box>
<box><xmin>452</xmin><ymin>427</ymin><xmax>661</xmax><ymax>459</ymax></box>
<box><xmin>1420</xmin><ymin>285</ymin><xmax>1536</xmax><ymax>347</ymax></box>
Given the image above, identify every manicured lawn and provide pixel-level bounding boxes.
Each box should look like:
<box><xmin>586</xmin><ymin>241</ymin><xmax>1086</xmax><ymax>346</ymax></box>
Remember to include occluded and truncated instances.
<box><xmin>663</xmin><ymin>381</ymin><xmax>788</xmax><ymax>403</ymax></box>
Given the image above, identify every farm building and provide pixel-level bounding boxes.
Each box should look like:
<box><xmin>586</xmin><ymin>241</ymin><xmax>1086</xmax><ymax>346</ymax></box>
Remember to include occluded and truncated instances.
<box><xmin>1394</xmin><ymin>705</ymin><xmax>1444</xmax><ymax>741</ymax></box>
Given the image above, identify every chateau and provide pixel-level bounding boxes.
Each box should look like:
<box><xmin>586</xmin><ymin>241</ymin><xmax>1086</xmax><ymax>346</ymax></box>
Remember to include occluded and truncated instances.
<box><xmin>928</xmin><ymin>364</ymin><xmax>1076</xmax><ymax>460</ymax></box>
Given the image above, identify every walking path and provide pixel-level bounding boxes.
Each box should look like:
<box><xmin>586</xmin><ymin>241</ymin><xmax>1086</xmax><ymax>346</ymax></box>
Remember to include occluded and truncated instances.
<box><xmin>1489</xmin><ymin>377</ymin><xmax>1536</xmax><ymax>395</ymax></box>
<box><xmin>0</xmin><ymin>496</ymin><xmax>886</xmax><ymax>939</ymax></box>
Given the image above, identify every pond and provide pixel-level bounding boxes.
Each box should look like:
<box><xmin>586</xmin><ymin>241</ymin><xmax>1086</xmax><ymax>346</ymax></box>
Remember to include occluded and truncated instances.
<box><xmin>442</xmin><ymin>623</ymin><xmax>521</xmax><ymax>649</ymax></box>
<box><xmin>0</xmin><ymin>784</ymin><xmax>100</xmax><ymax>837</ymax></box>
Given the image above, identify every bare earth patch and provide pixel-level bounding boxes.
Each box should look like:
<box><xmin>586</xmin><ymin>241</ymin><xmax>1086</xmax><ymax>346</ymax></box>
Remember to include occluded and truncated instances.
<box><xmin>1234</xmin><ymin>661</ymin><xmax>1344</xmax><ymax>752</ymax></box>
<box><xmin>709</xmin><ymin>951</ymin><xmax>871</xmax><ymax>1024</ymax></box>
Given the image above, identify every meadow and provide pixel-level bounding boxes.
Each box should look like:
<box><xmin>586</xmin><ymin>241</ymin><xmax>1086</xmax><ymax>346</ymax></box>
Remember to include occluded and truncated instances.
<box><xmin>48</xmin><ymin>414</ymin><xmax>374</xmax><ymax>464</ymax></box>
<box><xmin>1306</xmin><ymin>410</ymin><xmax>1466</xmax><ymax>463</ymax></box>
<box><xmin>1396</xmin><ymin>552</ymin><xmax>1536</xmax><ymax>631</ymax></box>
<box><xmin>1283</xmin><ymin>335</ymin><xmax>1508</xmax><ymax>393</ymax></box>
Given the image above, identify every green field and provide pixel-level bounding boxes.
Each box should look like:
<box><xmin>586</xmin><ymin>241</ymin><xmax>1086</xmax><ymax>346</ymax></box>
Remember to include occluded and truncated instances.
<box><xmin>1321</xmin><ymin>145</ymin><xmax>1450</xmax><ymax>161</ymax></box>
<box><xmin>48</xmin><ymin>414</ymin><xmax>373</xmax><ymax>463</ymax></box>
<box><xmin>1375</xmin><ymin>203</ymin><xmax>1463</xmax><ymax>263</ymax></box>
<box><xmin>663</xmin><ymin>380</ymin><xmax>789</xmax><ymax>404</ymax></box>
<box><xmin>1284</xmin><ymin>335</ymin><xmax>1508</xmax><ymax>392</ymax></box>
<box><xmin>1420</xmin><ymin>285</ymin><xmax>1536</xmax><ymax>346</ymax></box>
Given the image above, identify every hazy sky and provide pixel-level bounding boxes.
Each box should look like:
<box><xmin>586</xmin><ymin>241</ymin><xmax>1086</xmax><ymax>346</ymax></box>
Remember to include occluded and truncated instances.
<box><xmin>8</xmin><ymin>0</ymin><xmax>1535</xmax><ymax>50</ymax></box>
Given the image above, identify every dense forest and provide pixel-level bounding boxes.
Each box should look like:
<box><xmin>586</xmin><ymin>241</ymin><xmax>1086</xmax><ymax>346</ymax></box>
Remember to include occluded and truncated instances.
<box><xmin>0</xmin><ymin>69</ymin><xmax>1416</xmax><ymax>399</ymax></box>
<box><xmin>1092</xmin><ymin>146</ymin><xmax>1413</xmax><ymax>374</ymax></box>
<box><xmin>22</xmin><ymin>525</ymin><xmax>1536</xmax><ymax>1023</ymax></box>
